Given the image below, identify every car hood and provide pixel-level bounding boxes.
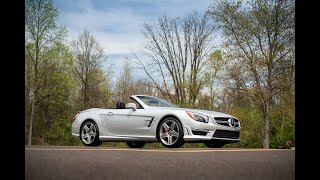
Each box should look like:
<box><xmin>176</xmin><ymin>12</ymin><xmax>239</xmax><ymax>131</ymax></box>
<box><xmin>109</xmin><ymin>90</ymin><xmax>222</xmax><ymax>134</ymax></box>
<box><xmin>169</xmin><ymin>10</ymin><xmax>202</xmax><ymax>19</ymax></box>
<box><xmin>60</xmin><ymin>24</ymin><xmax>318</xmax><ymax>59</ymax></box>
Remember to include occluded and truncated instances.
<box><xmin>157</xmin><ymin>107</ymin><xmax>235</xmax><ymax>118</ymax></box>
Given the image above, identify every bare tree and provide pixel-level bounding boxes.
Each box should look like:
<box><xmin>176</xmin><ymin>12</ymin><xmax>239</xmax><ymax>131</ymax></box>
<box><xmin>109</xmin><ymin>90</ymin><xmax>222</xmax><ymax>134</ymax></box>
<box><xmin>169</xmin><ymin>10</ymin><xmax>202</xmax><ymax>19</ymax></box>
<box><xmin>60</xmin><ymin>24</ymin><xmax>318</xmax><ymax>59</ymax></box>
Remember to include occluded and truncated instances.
<box><xmin>134</xmin><ymin>11</ymin><xmax>215</xmax><ymax>107</ymax></box>
<box><xmin>209</xmin><ymin>0</ymin><xmax>295</xmax><ymax>148</ymax></box>
<box><xmin>133</xmin><ymin>79</ymin><xmax>158</xmax><ymax>97</ymax></box>
<box><xmin>203</xmin><ymin>50</ymin><xmax>224</xmax><ymax>110</ymax></box>
<box><xmin>114</xmin><ymin>60</ymin><xmax>135</xmax><ymax>103</ymax></box>
<box><xmin>71</xmin><ymin>30</ymin><xmax>105</xmax><ymax>109</ymax></box>
<box><xmin>114</xmin><ymin>60</ymin><xmax>158</xmax><ymax>103</ymax></box>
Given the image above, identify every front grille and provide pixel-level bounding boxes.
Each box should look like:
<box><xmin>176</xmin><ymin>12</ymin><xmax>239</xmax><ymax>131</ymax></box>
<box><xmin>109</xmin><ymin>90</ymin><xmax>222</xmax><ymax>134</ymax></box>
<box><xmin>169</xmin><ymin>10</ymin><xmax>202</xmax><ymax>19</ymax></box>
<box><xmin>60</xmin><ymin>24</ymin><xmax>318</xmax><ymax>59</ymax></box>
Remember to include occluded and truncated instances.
<box><xmin>214</xmin><ymin>117</ymin><xmax>240</xmax><ymax>127</ymax></box>
<box><xmin>213</xmin><ymin>130</ymin><xmax>240</xmax><ymax>139</ymax></box>
<box><xmin>192</xmin><ymin>130</ymin><xmax>207</xmax><ymax>136</ymax></box>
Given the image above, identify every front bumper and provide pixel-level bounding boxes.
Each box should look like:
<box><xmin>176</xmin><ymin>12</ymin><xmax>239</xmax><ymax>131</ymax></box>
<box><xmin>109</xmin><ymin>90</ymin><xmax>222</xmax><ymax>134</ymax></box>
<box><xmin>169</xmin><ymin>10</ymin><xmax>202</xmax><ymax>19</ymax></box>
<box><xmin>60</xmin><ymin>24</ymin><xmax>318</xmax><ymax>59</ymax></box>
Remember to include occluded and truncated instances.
<box><xmin>183</xmin><ymin>124</ymin><xmax>240</xmax><ymax>142</ymax></box>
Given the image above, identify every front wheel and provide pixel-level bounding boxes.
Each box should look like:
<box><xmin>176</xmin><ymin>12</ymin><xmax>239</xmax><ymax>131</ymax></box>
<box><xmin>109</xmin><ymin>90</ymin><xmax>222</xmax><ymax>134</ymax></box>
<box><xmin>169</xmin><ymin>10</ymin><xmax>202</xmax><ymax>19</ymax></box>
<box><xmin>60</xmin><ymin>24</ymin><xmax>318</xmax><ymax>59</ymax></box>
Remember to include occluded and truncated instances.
<box><xmin>157</xmin><ymin>117</ymin><xmax>184</xmax><ymax>148</ymax></box>
<box><xmin>80</xmin><ymin>120</ymin><xmax>102</xmax><ymax>146</ymax></box>
<box><xmin>126</xmin><ymin>141</ymin><xmax>146</xmax><ymax>148</ymax></box>
<box><xmin>204</xmin><ymin>141</ymin><xmax>225</xmax><ymax>148</ymax></box>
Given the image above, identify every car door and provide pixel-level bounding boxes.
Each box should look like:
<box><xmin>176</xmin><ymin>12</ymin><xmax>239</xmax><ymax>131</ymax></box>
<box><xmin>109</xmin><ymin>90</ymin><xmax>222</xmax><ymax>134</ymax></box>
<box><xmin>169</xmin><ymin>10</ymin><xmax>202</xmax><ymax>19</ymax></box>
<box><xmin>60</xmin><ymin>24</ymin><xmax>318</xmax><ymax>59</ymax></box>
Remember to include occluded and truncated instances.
<box><xmin>104</xmin><ymin>109</ymin><xmax>155</xmax><ymax>137</ymax></box>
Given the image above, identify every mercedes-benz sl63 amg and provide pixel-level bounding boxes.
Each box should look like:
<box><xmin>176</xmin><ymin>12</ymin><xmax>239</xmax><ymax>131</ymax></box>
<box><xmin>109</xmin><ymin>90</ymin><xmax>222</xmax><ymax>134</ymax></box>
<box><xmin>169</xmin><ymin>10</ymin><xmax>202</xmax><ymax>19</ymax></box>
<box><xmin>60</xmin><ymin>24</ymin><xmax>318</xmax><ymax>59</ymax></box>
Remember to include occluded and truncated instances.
<box><xmin>72</xmin><ymin>95</ymin><xmax>240</xmax><ymax>148</ymax></box>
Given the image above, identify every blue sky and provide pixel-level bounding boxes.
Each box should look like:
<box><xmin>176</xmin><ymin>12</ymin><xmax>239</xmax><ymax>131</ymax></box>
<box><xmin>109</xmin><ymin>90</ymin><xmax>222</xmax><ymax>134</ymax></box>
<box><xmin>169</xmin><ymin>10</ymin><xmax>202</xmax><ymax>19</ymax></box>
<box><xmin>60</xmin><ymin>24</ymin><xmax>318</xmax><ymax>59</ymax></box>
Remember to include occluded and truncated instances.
<box><xmin>54</xmin><ymin>0</ymin><xmax>214</xmax><ymax>81</ymax></box>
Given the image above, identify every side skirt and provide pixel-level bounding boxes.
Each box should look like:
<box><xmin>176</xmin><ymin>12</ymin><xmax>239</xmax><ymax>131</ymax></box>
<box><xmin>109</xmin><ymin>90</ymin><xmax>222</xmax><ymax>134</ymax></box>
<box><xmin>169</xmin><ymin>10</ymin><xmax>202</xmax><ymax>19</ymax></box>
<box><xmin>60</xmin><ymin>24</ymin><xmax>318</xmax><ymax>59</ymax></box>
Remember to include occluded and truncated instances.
<box><xmin>99</xmin><ymin>135</ymin><xmax>157</xmax><ymax>142</ymax></box>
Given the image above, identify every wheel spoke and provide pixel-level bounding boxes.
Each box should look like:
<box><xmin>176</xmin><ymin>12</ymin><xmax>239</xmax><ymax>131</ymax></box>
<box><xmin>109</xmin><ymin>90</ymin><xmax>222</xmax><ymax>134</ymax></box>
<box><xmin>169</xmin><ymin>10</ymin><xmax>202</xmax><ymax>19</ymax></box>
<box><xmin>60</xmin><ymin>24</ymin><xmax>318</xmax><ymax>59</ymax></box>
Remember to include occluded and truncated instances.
<box><xmin>170</xmin><ymin>121</ymin><xmax>176</xmax><ymax>130</ymax></box>
<box><xmin>90</xmin><ymin>126</ymin><xmax>96</xmax><ymax>135</ymax></box>
<box><xmin>84</xmin><ymin>125</ymin><xmax>89</xmax><ymax>132</ymax></box>
<box><xmin>172</xmin><ymin>131</ymin><xmax>179</xmax><ymax>137</ymax></box>
<box><xmin>87</xmin><ymin>134</ymin><xmax>91</xmax><ymax>143</ymax></box>
<box><xmin>168</xmin><ymin>135</ymin><xmax>173</xmax><ymax>144</ymax></box>
<box><xmin>91</xmin><ymin>132</ymin><xmax>96</xmax><ymax>137</ymax></box>
<box><xmin>89</xmin><ymin>124</ymin><xmax>94</xmax><ymax>132</ymax></box>
<box><xmin>163</xmin><ymin>123</ymin><xmax>170</xmax><ymax>131</ymax></box>
<box><xmin>160</xmin><ymin>133</ymin><xmax>168</xmax><ymax>139</ymax></box>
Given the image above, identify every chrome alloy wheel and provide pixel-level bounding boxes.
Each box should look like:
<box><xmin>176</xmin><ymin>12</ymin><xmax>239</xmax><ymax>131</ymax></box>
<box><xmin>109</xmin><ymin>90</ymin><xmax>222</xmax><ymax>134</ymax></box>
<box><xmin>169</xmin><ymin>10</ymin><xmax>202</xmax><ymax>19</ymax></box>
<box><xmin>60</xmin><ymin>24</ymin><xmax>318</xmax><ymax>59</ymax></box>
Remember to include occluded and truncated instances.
<box><xmin>81</xmin><ymin>122</ymin><xmax>97</xmax><ymax>144</ymax></box>
<box><xmin>160</xmin><ymin>120</ymin><xmax>180</xmax><ymax>146</ymax></box>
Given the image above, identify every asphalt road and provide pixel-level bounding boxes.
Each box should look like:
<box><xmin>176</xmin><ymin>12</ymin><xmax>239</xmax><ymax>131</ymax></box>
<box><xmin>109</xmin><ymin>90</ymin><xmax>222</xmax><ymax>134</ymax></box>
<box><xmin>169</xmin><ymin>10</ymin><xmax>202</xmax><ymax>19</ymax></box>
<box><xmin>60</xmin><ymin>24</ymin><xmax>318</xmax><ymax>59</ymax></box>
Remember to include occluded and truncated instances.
<box><xmin>25</xmin><ymin>146</ymin><xmax>295</xmax><ymax>180</ymax></box>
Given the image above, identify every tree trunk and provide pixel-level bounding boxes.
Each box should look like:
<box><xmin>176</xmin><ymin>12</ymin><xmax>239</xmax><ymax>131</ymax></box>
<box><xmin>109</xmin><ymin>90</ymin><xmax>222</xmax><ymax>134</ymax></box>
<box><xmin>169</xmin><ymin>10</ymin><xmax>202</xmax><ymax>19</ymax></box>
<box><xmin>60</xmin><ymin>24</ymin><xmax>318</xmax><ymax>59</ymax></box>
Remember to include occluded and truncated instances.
<box><xmin>280</xmin><ymin>104</ymin><xmax>285</xmax><ymax>139</ymax></box>
<box><xmin>210</xmin><ymin>83</ymin><xmax>214</xmax><ymax>110</ymax></box>
<box><xmin>28</xmin><ymin>99</ymin><xmax>36</xmax><ymax>145</ymax></box>
<box><xmin>263</xmin><ymin>103</ymin><xmax>270</xmax><ymax>149</ymax></box>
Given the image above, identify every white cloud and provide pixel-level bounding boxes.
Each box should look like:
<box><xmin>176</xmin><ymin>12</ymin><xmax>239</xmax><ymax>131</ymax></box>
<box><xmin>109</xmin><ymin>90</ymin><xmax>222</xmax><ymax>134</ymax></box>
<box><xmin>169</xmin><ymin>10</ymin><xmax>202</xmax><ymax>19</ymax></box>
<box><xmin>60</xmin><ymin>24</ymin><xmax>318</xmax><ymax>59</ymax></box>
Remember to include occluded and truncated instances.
<box><xmin>55</xmin><ymin>0</ymin><xmax>215</xmax><ymax>81</ymax></box>
<box><xmin>59</xmin><ymin>0</ymin><xmax>146</xmax><ymax>57</ymax></box>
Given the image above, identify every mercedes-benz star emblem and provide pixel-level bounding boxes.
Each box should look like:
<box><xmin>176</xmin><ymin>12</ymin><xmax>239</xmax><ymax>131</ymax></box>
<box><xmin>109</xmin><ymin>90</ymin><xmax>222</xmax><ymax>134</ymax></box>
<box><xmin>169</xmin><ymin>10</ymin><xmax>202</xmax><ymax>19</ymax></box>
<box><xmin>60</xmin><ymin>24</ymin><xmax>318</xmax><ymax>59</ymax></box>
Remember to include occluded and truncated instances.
<box><xmin>228</xmin><ymin>118</ymin><xmax>235</xmax><ymax>127</ymax></box>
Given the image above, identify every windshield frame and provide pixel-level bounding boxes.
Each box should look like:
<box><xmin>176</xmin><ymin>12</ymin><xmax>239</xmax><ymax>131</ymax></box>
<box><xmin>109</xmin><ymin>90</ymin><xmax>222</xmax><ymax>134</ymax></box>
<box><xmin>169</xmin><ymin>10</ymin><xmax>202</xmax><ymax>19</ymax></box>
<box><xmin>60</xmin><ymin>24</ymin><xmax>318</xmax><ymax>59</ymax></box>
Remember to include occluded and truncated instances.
<box><xmin>135</xmin><ymin>95</ymin><xmax>178</xmax><ymax>108</ymax></box>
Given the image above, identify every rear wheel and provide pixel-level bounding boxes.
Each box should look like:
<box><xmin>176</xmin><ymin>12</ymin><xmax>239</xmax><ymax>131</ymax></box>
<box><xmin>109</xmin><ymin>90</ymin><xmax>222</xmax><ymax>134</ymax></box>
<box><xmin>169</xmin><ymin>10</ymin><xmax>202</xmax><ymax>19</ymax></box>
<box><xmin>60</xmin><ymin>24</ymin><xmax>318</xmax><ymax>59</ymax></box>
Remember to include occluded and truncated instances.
<box><xmin>80</xmin><ymin>120</ymin><xmax>102</xmax><ymax>146</ymax></box>
<box><xmin>157</xmin><ymin>117</ymin><xmax>184</xmax><ymax>148</ymax></box>
<box><xmin>126</xmin><ymin>141</ymin><xmax>146</xmax><ymax>148</ymax></box>
<box><xmin>204</xmin><ymin>141</ymin><xmax>225</xmax><ymax>148</ymax></box>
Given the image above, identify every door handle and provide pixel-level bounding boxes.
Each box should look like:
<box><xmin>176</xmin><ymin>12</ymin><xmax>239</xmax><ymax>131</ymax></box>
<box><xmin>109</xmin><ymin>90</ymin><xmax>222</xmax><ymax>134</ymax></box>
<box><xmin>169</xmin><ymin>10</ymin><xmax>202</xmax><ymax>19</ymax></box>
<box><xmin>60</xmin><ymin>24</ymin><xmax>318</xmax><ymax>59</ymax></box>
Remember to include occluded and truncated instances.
<box><xmin>107</xmin><ymin>112</ymin><xmax>113</xmax><ymax>116</ymax></box>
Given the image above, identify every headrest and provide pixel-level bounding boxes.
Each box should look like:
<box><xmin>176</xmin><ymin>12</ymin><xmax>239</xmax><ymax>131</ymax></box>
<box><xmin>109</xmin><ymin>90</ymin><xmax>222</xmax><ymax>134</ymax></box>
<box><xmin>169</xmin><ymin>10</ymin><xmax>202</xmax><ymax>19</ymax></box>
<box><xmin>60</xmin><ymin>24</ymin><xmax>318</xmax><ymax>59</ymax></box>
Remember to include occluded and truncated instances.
<box><xmin>116</xmin><ymin>101</ymin><xmax>126</xmax><ymax>109</ymax></box>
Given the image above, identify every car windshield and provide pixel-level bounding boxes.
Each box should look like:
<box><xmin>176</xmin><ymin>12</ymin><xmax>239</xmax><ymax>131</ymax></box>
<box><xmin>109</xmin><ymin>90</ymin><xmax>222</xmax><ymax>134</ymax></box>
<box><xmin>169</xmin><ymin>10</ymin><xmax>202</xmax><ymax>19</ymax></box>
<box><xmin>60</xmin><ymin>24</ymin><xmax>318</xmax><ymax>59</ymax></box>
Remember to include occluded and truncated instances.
<box><xmin>137</xmin><ymin>96</ymin><xmax>178</xmax><ymax>107</ymax></box>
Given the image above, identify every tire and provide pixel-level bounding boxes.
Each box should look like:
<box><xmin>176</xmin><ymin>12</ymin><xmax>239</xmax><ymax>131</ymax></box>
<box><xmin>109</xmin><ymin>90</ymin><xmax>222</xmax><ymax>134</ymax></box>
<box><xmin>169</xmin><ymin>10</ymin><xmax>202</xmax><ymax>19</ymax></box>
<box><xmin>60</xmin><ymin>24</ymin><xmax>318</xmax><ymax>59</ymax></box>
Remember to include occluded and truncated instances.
<box><xmin>126</xmin><ymin>141</ymin><xmax>146</xmax><ymax>148</ymax></box>
<box><xmin>80</xmin><ymin>120</ymin><xmax>102</xmax><ymax>146</ymax></box>
<box><xmin>204</xmin><ymin>141</ymin><xmax>225</xmax><ymax>148</ymax></box>
<box><xmin>157</xmin><ymin>117</ymin><xmax>184</xmax><ymax>148</ymax></box>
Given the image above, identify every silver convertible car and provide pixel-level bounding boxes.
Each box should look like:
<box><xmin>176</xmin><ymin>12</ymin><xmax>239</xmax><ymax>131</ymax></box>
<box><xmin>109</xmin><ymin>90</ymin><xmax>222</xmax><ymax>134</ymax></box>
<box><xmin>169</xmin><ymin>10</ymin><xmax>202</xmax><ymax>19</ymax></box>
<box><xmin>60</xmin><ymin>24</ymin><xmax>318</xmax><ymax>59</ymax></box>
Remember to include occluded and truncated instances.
<box><xmin>71</xmin><ymin>95</ymin><xmax>240</xmax><ymax>148</ymax></box>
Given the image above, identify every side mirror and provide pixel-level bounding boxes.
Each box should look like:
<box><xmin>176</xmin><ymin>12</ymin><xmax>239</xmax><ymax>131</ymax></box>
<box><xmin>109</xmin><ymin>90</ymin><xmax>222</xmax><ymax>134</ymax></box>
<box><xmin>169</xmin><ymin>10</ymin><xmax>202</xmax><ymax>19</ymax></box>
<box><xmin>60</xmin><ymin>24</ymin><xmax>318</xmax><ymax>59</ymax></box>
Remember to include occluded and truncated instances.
<box><xmin>125</xmin><ymin>103</ymin><xmax>136</xmax><ymax>111</ymax></box>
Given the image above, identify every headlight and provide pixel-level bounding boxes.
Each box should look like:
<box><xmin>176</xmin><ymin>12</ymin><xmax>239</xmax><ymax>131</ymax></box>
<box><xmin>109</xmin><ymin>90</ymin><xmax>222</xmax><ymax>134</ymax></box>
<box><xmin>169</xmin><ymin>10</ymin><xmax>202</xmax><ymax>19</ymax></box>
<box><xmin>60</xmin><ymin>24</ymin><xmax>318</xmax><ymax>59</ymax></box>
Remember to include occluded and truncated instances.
<box><xmin>186</xmin><ymin>112</ymin><xmax>209</xmax><ymax>123</ymax></box>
